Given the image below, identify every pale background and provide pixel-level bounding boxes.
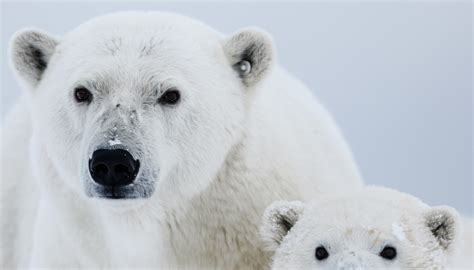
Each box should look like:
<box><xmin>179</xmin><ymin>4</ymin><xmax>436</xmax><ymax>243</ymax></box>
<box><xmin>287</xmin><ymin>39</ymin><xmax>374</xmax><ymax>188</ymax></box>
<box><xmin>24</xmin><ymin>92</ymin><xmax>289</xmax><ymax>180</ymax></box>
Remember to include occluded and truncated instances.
<box><xmin>1</xmin><ymin>1</ymin><xmax>472</xmax><ymax>214</ymax></box>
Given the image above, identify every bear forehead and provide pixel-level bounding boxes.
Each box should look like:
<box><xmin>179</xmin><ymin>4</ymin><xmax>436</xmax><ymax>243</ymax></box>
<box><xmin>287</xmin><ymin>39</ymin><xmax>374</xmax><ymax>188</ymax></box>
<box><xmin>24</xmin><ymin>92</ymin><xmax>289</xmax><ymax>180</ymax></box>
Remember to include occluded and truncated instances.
<box><xmin>55</xmin><ymin>11</ymin><xmax>224</xmax><ymax>63</ymax></box>
<box><xmin>299</xmin><ymin>197</ymin><xmax>425</xmax><ymax>236</ymax></box>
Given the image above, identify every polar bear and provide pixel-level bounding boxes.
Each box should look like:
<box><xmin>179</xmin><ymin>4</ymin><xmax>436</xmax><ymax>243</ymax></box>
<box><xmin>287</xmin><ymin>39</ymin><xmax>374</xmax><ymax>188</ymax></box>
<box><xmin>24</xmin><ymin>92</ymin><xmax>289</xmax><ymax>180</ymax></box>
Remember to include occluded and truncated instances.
<box><xmin>261</xmin><ymin>186</ymin><xmax>473</xmax><ymax>269</ymax></box>
<box><xmin>1</xmin><ymin>11</ymin><xmax>362</xmax><ymax>268</ymax></box>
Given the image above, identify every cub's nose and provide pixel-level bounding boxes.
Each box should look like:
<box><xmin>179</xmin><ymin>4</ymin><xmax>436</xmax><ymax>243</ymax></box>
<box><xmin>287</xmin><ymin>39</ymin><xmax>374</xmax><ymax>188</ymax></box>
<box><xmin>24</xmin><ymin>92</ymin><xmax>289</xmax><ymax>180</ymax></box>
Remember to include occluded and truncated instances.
<box><xmin>89</xmin><ymin>149</ymin><xmax>140</xmax><ymax>187</ymax></box>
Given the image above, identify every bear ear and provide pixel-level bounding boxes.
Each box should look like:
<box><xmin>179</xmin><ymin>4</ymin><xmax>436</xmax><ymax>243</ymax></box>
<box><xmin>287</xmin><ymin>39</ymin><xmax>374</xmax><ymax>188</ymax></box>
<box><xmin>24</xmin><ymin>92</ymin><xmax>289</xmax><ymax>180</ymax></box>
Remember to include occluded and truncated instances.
<box><xmin>223</xmin><ymin>28</ymin><xmax>275</xmax><ymax>88</ymax></box>
<box><xmin>9</xmin><ymin>28</ymin><xmax>59</xmax><ymax>89</ymax></box>
<box><xmin>423</xmin><ymin>206</ymin><xmax>461</xmax><ymax>252</ymax></box>
<box><xmin>260</xmin><ymin>200</ymin><xmax>304</xmax><ymax>252</ymax></box>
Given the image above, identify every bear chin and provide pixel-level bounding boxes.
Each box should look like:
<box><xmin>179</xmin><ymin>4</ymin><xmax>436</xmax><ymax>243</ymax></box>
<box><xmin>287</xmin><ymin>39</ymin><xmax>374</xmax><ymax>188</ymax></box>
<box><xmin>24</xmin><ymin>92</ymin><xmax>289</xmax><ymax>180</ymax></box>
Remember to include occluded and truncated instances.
<box><xmin>90</xmin><ymin>196</ymin><xmax>152</xmax><ymax>213</ymax></box>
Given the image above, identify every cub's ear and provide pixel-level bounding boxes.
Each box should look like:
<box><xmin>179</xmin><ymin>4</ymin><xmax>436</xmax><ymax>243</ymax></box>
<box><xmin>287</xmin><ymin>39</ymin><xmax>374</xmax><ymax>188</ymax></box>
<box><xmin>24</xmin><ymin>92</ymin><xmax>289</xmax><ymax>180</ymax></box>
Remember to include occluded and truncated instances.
<box><xmin>223</xmin><ymin>28</ymin><xmax>275</xmax><ymax>88</ymax></box>
<box><xmin>260</xmin><ymin>200</ymin><xmax>304</xmax><ymax>252</ymax></box>
<box><xmin>423</xmin><ymin>206</ymin><xmax>461</xmax><ymax>253</ymax></box>
<box><xmin>9</xmin><ymin>29</ymin><xmax>59</xmax><ymax>88</ymax></box>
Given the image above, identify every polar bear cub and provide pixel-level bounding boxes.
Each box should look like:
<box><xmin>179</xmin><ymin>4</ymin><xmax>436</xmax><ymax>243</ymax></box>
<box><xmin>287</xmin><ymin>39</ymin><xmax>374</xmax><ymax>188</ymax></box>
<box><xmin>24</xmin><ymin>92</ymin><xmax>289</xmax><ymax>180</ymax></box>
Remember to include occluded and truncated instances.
<box><xmin>261</xmin><ymin>186</ymin><xmax>472</xmax><ymax>269</ymax></box>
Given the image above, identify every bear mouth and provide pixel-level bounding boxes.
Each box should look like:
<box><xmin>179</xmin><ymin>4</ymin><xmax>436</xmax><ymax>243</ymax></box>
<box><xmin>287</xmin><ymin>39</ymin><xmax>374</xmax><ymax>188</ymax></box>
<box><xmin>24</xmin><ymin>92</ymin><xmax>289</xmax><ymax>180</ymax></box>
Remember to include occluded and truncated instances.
<box><xmin>88</xmin><ymin>180</ymin><xmax>154</xmax><ymax>200</ymax></box>
<box><xmin>99</xmin><ymin>186</ymin><xmax>135</xmax><ymax>199</ymax></box>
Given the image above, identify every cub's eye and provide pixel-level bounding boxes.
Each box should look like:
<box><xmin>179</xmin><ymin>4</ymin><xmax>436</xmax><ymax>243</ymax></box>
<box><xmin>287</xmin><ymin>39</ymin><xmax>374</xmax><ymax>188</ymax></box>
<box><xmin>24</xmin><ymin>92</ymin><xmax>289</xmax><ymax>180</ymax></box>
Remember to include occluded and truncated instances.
<box><xmin>74</xmin><ymin>87</ymin><xmax>92</xmax><ymax>103</ymax></box>
<box><xmin>158</xmin><ymin>89</ymin><xmax>180</xmax><ymax>105</ymax></box>
<box><xmin>315</xmin><ymin>246</ymin><xmax>329</xmax><ymax>261</ymax></box>
<box><xmin>379</xmin><ymin>246</ymin><xmax>397</xmax><ymax>260</ymax></box>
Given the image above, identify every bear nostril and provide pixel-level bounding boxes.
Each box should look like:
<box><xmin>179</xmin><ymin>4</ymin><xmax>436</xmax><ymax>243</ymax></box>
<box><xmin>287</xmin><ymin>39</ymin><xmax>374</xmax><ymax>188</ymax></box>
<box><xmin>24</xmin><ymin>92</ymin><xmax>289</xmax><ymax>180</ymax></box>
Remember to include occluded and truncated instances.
<box><xmin>93</xmin><ymin>163</ymin><xmax>109</xmax><ymax>176</ymax></box>
<box><xmin>114</xmin><ymin>164</ymin><xmax>132</xmax><ymax>180</ymax></box>
<box><xmin>115</xmin><ymin>164</ymin><xmax>131</xmax><ymax>174</ymax></box>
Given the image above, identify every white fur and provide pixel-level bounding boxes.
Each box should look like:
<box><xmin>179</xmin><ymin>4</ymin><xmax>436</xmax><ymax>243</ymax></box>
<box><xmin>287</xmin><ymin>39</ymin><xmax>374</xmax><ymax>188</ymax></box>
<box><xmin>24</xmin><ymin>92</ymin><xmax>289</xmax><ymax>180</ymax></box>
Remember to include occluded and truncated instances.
<box><xmin>1</xmin><ymin>11</ymin><xmax>362</xmax><ymax>268</ymax></box>
<box><xmin>261</xmin><ymin>186</ymin><xmax>473</xmax><ymax>269</ymax></box>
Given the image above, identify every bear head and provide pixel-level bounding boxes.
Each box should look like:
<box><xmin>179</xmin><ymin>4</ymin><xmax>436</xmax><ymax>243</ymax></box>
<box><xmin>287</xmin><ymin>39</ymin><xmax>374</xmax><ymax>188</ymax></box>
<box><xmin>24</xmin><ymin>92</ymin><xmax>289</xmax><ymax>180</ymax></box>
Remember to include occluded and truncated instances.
<box><xmin>9</xmin><ymin>12</ymin><xmax>275</xmax><ymax>208</ymax></box>
<box><xmin>260</xmin><ymin>186</ymin><xmax>461</xmax><ymax>269</ymax></box>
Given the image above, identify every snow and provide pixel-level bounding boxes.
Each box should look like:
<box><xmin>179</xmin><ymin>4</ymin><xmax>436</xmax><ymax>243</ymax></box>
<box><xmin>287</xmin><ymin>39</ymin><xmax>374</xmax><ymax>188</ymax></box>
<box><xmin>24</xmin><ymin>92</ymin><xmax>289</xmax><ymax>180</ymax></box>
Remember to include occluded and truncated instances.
<box><xmin>392</xmin><ymin>223</ymin><xmax>406</xmax><ymax>241</ymax></box>
<box><xmin>108</xmin><ymin>138</ymin><xmax>122</xmax><ymax>146</ymax></box>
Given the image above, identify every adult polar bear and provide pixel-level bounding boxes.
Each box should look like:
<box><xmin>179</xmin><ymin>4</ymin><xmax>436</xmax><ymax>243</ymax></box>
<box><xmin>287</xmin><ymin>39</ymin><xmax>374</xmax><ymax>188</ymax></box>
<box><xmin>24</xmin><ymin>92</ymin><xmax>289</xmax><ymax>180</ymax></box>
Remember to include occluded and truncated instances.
<box><xmin>1</xmin><ymin>12</ymin><xmax>362</xmax><ymax>268</ymax></box>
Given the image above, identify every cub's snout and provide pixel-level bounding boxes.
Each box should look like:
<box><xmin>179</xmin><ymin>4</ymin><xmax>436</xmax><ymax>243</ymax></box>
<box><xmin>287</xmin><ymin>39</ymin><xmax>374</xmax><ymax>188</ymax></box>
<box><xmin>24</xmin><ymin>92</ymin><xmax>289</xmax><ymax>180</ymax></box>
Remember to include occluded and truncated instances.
<box><xmin>89</xmin><ymin>149</ymin><xmax>140</xmax><ymax>187</ymax></box>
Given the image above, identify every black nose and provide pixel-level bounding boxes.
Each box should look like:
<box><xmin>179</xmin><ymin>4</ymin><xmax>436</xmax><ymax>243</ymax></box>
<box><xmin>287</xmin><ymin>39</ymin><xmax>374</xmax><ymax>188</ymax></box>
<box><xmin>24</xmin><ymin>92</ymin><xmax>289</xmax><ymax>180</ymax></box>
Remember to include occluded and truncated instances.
<box><xmin>89</xmin><ymin>149</ymin><xmax>140</xmax><ymax>187</ymax></box>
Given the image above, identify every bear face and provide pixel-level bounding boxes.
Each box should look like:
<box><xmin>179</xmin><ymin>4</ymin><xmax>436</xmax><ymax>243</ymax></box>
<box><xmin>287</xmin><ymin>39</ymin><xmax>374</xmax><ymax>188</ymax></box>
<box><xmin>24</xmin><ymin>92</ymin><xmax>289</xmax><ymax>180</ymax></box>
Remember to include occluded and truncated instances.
<box><xmin>9</xmin><ymin>12</ymin><xmax>274</xmax><ymax>205</ymax></box>
<box><xmin>261</xmin><ymin>186</ymin><xmax>461</xmax><ymax>269</ymax></box>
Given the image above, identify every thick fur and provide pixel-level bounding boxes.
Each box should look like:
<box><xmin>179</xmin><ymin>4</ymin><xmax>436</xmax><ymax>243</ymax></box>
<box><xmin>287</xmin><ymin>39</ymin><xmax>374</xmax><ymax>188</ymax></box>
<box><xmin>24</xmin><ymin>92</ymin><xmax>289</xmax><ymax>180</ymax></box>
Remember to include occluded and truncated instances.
<box><xmin>261</xmin><ymin>186</ymin><xmax>473</xmax><ymax>269</ymax></box>
<box><xmin>1</xmin><ymin>11</ymin><xmax>362</xmax><ymax>268</ymax></box>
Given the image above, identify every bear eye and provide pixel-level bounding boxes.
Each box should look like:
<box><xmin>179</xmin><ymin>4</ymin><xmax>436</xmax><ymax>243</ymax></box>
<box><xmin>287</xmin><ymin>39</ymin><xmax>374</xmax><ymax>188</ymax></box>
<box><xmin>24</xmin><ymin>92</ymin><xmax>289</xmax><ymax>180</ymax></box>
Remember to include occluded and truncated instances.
<box><xmin>379</xmin><ymin>246</ymin><xmax>397</xmax><ymax>260</ymax></box>
<box><xmin>315</xmin><ymin>246</ymin><xmax>329</xmax><ymax>260</ymax></box>
<box><xmin>158</xmin><ymin>89</ymin><xmax>180</xmax><ymax>105</ymax></box>
<box><xmin>74</xmin><ymin>87</ymin><xmax>93</xmax><ymax>103</ymax></box>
